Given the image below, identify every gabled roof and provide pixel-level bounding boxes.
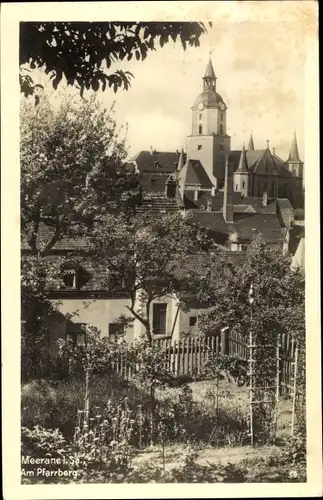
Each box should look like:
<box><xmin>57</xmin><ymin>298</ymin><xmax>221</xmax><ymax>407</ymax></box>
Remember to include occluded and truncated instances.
<box><xmin>183</xmin><ymin>189</ymin><xmax>242</xmax><ymax>211</ymax></box>
<box><xmin>127</xmin><ymin>151</ymin><xmax>185</xmax><ymax>173</ymax></box>
<box><xmin>178</xmin><ymin>159</ymin><xmax>213</xmax><ymax>190</ymax></box>
<box><xmin>135</xmin><ymin>193</ymin><xmax>179</xmax><ymax>214</ymax></box>
<box><xmin>137</xmin><ymin>173</ymin><xmax>170</xmax><ymax>193</ymax></box>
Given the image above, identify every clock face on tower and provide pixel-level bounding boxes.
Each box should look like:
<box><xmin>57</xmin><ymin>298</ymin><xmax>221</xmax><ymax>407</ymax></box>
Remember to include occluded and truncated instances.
<box><xmin>219</xmin><ymin>102</ymin><xmax>226</xmax><ymax>111</ymax></box>
<box><xmin>197</xmin><ymin>102</ymin><xmax>204</xmax><ymax>111</ymax></box>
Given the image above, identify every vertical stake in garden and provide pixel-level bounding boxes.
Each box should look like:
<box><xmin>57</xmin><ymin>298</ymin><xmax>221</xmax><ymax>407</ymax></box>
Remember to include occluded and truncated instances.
<box><xmin>248</xmin><ymin>284</ymin><xmax>255</xmax><ymax>447</ymax></box>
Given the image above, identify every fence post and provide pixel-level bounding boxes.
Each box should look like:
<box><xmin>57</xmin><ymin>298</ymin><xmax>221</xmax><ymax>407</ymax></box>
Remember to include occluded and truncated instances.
<box><xmin>220</xmin><ymin>327</ymin><xmax>229</xmax><ymax>355</ymax></box>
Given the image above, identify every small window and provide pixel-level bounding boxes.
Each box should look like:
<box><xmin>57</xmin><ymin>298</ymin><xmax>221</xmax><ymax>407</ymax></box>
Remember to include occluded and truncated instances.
<box><xmin>66</xmin><ymin>323</ymin><xmax>86</xmax><ymax>346</ymax></box>
<box><xmin>220</xmin><ymin>113</ymin><xmax>224</xmax><ymax>120</ymax></box>
<box><xmin>242</xmin><ymin>181</ymin><xmax>245</xmax><ymax>188</ymax></box>
<box><xmin>198</xmin><ymin>125</ymin><xmax>202</xmax><ymax>135</ymax></box>
<box><xmin>189</xmin><ymin>316</ymin><xmax>197</xmax><ymax>327</ymax></box>
<box><xmin>109</xmin><ymin>322</ymin><xmax>125</xmax><ymax>342</ymax></box>
<box><xmin>197</xmin><ymin>145</ymin><xmax>202</xmax><ymax>151</ymax></box>
<box><xmin>235</xmin><ymin>184</ymin><xmax>238</xmax><ymax>191</ymax></box>
<box><xmin>220</xmin><ymin>124</ymin><xmax>223</xmax><ymax>135</ymax></box>
<box><xmin>152</xmin><ymin>303</ymin><xmax>167</xmax><ymax>335</ymax></box>
<box><xmin>63</xmin><ymin>269</ymin><xmax>77</xmax><ymax>289</ymax></box>
<box><xmin>154</xmin><ymin>161</ymin><xmax>159</xmax><ymax>168</ymax></box>
<box><xmin>199</xmin><ymin>113</ymin><xmax>202</xmax><ymax>120</ymax></box>
<box><xmin>220</xmin><ymin>144</ymin><xmax>224</xmax><ymax>151</ymax></box>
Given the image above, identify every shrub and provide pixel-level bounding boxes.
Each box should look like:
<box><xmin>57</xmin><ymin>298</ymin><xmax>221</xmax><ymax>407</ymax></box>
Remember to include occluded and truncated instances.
<box><xmin>21</xmin><ymin>375</ymin><xmax>151</xmax><ymax>440</ymax></box>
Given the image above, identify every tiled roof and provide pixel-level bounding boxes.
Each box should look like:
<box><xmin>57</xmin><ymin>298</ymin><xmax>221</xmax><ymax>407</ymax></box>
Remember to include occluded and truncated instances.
<box><xmin>127</xmin><ymin>151</ymin><xmax>185</xmax><ymax>173</ymax></box>
<box><xmin>179</xmin><ymin>159</ymin><xmax>213</xmax><ymax>189</ymax></box>
<box><xmin>189</xmin><ymin>211</ymin><xmax>284</xmax><ymax>245</ymax></box>
<box><xmin>135</xmin><ymin>193</ymin><xmax>179</xmax><ymax>214</ymax></box>
<box><xmin>21</xmin><ymin>223</ymin><xmax>93</xmax><ymax>252</ymax></box>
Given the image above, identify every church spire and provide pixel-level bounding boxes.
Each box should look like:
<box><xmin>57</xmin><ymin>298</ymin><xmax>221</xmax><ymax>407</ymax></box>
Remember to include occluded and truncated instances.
<box><xmin>203</xmin><ymin>56</ymin><xmax>216</xmax><ymax>91</ymax></box>
<box><xmin>288</xmin><ymin>131</ymin><xmax>300</xmax><ymax>161</ymax></box>
<box><xmin>237</xmin><ymin>145</ymin><xmax>248</xmax><ymax>172</ymax></box>
<box><xmin>247</xmin><ymin>133</ymin><xmax>254</xmax><ymax>151</ymax></box>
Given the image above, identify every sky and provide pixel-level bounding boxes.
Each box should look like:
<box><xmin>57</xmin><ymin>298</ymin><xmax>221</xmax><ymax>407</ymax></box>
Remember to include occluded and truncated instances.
<box><xmin>26</xmin><ymin>19</ymin><xmax>305</xmax><ymax>161</ymax></box>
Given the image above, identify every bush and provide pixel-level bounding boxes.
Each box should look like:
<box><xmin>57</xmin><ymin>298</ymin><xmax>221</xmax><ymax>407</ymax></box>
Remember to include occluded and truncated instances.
<box><xmin>21</xmin><ymin>375</ymin><xmax>152</xmax><ymax>440</ymax></box>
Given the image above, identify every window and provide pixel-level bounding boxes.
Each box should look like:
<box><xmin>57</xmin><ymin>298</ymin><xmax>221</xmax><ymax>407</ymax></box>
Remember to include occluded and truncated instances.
<box><xmin>235</xmin><ymin>184</ymin><xmax>238</xmax><ymax>191</ymax></box>
<box><xmin>220</xmin><ymin>113</ymin><xmax>224</xmax><ymax>120</ymax></box>
<box><xmin>199</xmin><ymin>113</ymin><xmax>202</xmax><ymax>120</ymax></box>
<box><xmin>197</xmin><ymin>145</ymin><xmax>202</xmax><ymax>151</ymax></box>
<box><xmin>66</xmin><ymin>323</ymin><xmax>86</xmax><ymax>346</ymax></box>
<box><xmin>242</xmin><ymin>181</ymin><xmax>245</xmax><ymax>188</ymax></box>
<box><xmin>189</xmin><ymin>316</ymin><xmax>197</xmax><ymax>327</ymax></box>
<box><xmin>220</xmin><ymin>124</ymin><xmax>223</xmax><ymax>135</ymax></box>
<box><xmin>62</xmin><ymin>269</ymin><xmax>77</xmax><ymax>289</ymax></box>
<box><xmin>109</xmin><ymin>322</ymin><xmax>125</xmax><ymax>342</ymax></box>
<box><xmin>152</xmin><ymin>303</ymin><xmax>167</xmax><ymax>335</ymax></box>
<box><xmin>220</xmin><ymin>144</ymin><xmax>224</xmax><ymax>151</ymax></box>
<box><xmin>198</xmin><ymin>125</ymin><xmax>202</xmax><ymax>135</ymax></box>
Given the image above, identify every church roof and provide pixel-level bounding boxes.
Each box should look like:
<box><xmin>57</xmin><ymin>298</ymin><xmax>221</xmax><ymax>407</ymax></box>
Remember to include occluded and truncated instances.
<box><xmin>194</xmin><ymin>90</ymin><xmax>224</xmax><ymax>108</ymax></box>
<box><xmin>236</xmin><ymin>146</ymin><xmax>248</xmax><ymax>173</ymax></box>
<box><xmin>203</xmin><ymin>58</ymin><xmax>216</xmax><ymax>79</ymax></box>
<box><xmin>178</xmin><ymin>159</ymin><xmax>213</xmax><ymax>190</ymax></box>
<box><xmin>247</xmin><ymin>134</ymin><xmax>255</xmax><ymax>151</ymax></box>
<box><xmin>288</xmin><ymin>132</ymin><xmax>301</xmax><ymax>162</ymax></box>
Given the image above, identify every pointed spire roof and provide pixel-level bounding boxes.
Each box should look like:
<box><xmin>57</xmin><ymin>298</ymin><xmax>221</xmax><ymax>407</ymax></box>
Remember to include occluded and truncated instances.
<box><xmin>177</xmin><ymin>148</ymin><xmax>185</xmax><ymax>171</ymax></box>
<box><xmin>203</xmin><ymin>58</ymin><xmax>216</xmax><ymax>80</ymax></box>
<box><xmin>236</xmin><ymin>145</ymin><xmax>248</xmax><ymax>173</ymax></box>
<box><xmin>288</xmin><ymin>132</ymin><xmax>300</xmax><ymax>161</ymax></box>
<box><xmin>247</xmin><ymin>133</ymin><xmax>254</xmax><ymax>151</ymax></box>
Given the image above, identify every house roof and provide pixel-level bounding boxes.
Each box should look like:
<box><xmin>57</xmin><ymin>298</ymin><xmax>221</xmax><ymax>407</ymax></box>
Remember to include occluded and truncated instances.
<box><xmin>21</xmin><ymin>223</ymin><xmax>93</xmax><ymax>252</ymax></box>
<box><xmin>127</xmin><ymin>151</ymin><xmax>184</xmax><ymax>173</ymax></box>
<box><xmin>178</xmin><ymin>159</ymin><xmax>213</xmax><ymax>190</ymax></box>
<box><xmin>135</xmin><ymin>192</ymin><xmax>179</xmax><ymax>214</ymax></box>
<box><xmin>189</xmin><ymin>211</ymin><xmax>285</xmax><ymax>245</ymax></box>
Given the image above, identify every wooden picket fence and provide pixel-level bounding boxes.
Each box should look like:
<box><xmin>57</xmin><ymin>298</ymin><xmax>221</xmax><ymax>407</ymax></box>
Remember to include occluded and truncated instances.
<box><xmin>110</xmin><ymin>330</ymin><xmax>297</xmax><ymax>394</ymax></box>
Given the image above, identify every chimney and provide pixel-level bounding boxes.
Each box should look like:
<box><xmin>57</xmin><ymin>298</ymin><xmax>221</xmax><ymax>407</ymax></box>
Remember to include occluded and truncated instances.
<box><xmin>165</xmin><ymin>175</ymin><xmax>176</xmax><ymax>198</ymax></box>
<box><xmin>211</xmin><ymin>186</ymin><xmax>216</xmax><ymax>196</ymax></box>
<box><xmin>223</xmin><ymin>156</ymin><xmax>234</xmax><ymax>223</ymax></box>
<box><xmin>150</xmin><ymin>146</ymin><xmax>154</xmax><ymax>156</ymax></box>
<box><xmin>262</xmin><ymin>191</ymin><xmax>268</xmax><ymax>207</ymax></box>
<box><xmin>194</xmin><ymin>189</ymin><xmax>199</xmax><ymax>201</ymax></box>
<box><xmin>207</xmin><ymin>197</ymin><xmax>212</xmax><ymax>212</ymax></box>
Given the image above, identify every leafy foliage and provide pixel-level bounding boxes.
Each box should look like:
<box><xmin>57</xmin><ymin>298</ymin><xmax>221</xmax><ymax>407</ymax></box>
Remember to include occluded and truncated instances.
<box><xmin>20</xmin><ymin>22</ymin><xmax>210</xmax><ymax>96</ymax></box>
<box><xmin>92</xmin><ymin>211</ymin><xmax>213</xmax><ymax>342</ymax></box>
<box><xmin>21</xmin><ymin>93</ymin><xmax>139</xmax><ymax>255</ymax></box>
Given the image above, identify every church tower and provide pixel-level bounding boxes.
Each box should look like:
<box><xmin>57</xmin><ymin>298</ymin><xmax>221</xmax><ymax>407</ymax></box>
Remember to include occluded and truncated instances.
<box><xmin>286</xmin><ymin>132</ymin><xmax>303</xmax><ymax>181</ymax></box>
<box><xmin>186</xmin><ymin>58</ymin><xmax>231</xmax><ymax>188</ymax></box>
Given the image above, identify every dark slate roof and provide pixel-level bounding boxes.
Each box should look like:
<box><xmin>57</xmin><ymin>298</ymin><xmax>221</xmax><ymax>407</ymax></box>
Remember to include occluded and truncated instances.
<box><xmin>127</xmin><ymin>151</ymin><xmax>185</xmax><ymax>173</ymax></box>
<box><xmin>189</xmin><ymin>211</ymin><xmax>284</xmax><ymax>245</ymax></box>
<box><xmin>179</xmin><ymin>159</ymin><xmax>213</xmax><ymax>189</ymax></box>
<box><xmin>183</xmin><ymin>190</ymin><xmax>278</xmax><ymax>215</ymax></box>
<box><xmin>138</xmin><ymin>173</ymin><xmax>170</xmax><ymax>193</ymax></box>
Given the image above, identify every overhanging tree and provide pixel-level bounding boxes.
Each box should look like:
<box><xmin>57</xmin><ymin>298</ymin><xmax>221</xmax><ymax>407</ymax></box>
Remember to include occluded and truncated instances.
<box><xmin>21</xmin><ymin>92</ymin><xmax>139</xmax><ymax>256</ymax></box>
<box><xmin>92</xmin><ymin>211</ymin><xmax>214</xmax><ymax>344</ymax></box>
<box><xmin>20</xmin><ymin>22</ymin><xmax>210</xmax><ymax>96</ymax></box>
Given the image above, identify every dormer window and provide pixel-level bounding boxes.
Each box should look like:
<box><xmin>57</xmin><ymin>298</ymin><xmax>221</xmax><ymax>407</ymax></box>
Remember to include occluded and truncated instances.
<box><xmin>63</xmin><ymin>268</ymin><xmax>77</xmax><ymax>288</ymax></box>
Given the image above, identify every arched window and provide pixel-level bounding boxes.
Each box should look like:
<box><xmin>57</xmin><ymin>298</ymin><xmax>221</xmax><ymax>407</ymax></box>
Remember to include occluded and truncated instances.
<box><xmin>199</xmin><ymin>113</ymin><xmax>202</xmax><ymax>120</ymax></box>
<box><xmin>242</xmin><ymin>181</ymin><xmax>245</xmax><ymax>188</ymax></box>
<box><xmin>220</xmin><ymin>124</ymin><xmax>223</xmax><ymax>135</ymax></box>
<box><xmin>220</xmin><ymin>113</ymin><xmax>224</xmax><ymax>121</ymax></box>
<box><xmin>198</xmin><ymin>124</ymin><xmax>202</xmax><ymax>135</ymax></box>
